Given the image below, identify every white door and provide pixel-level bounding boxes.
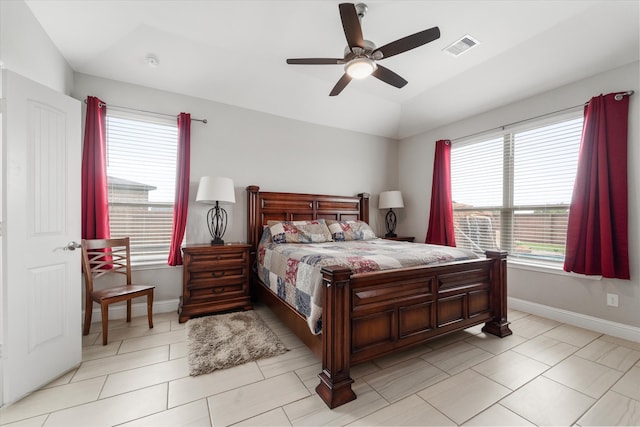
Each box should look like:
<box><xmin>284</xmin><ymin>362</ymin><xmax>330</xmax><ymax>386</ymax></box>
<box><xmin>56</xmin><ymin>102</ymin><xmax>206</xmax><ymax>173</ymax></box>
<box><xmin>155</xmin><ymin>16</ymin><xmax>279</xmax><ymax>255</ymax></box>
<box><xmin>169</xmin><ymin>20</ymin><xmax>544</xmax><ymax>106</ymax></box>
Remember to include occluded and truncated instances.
<box><xmin>1</xmin><ymin>70</ymin><xmax>82</xmax><ymax>405</ymax></box>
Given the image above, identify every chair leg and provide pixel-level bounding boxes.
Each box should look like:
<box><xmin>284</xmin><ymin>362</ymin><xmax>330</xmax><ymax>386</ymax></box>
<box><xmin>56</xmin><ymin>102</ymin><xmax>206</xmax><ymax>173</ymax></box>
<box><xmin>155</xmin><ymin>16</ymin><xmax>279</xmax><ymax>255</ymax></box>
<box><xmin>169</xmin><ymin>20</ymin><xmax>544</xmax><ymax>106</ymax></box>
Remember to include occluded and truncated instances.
<box><xmin>126</xmin><ymin>299</ymin><xmax>132</xmax><ymax>323</ymax></box>
<box><xmin>101</xmin><ymin>302</ymin><xmax>109</xmax><ymax>346</ymax></box>
<box><xmin>147</xmin><ymin>293</ymin><xmax>154</xmax><ymax>329</ymax></box>
<box><xmin>83</xmin><ymin>295</ymin><xmax>93</xmax><ymax>336</ymax></box>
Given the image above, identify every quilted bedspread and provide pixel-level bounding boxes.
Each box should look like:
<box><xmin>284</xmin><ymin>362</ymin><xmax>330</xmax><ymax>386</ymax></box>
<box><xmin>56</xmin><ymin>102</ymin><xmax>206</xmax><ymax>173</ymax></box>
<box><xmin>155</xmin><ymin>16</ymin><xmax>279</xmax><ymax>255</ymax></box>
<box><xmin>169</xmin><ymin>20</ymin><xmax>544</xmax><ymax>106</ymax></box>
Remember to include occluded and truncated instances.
<box><xmin>257</xmin><ymin>232</ymin><xmax>478</xmax><ymax>334</ymax></box>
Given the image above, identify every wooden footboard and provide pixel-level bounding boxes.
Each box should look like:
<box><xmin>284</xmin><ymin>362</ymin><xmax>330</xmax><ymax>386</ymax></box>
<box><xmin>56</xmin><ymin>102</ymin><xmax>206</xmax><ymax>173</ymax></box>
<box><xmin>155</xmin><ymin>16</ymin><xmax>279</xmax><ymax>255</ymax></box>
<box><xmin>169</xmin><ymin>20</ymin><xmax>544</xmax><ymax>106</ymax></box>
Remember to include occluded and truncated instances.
<box><xmin>246</xmin><ymin>186</ymin><xmax>511</xmax><ymax>409</ymax></box>
<box><xmin>317</xmin><ymin>251</ymin><xmax>510</xmax><ymax>408</ymax></box>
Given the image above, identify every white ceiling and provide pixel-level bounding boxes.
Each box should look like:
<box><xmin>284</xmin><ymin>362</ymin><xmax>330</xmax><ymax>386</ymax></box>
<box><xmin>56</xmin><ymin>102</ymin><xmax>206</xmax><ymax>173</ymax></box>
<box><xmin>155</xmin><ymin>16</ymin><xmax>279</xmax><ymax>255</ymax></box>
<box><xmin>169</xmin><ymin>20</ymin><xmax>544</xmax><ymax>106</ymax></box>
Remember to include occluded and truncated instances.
<box><xmin>25</xmin><ymin>0</ymin><xmax>639</xmax><ymax>139</ymax></box>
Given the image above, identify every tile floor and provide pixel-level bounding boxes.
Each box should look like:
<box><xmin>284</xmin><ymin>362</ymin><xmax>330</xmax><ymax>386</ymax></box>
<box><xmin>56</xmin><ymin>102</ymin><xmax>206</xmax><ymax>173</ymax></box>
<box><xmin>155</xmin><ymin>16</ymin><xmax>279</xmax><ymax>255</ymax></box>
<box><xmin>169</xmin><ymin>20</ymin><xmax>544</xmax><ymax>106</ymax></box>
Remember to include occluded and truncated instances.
<box><xmin>1</xmin><ymin>305</ymin><xmax>639</xmax><ymax>427</ymax></box>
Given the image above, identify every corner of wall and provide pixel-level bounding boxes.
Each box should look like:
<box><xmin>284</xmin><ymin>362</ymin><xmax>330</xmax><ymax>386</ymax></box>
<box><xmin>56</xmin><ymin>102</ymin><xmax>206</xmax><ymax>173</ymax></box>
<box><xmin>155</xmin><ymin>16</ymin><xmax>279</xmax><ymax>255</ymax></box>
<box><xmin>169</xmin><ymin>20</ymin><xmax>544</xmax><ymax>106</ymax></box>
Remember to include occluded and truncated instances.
<box><xmin>0</xmin><ymin>0</ymin><xmax>74</xmax><ymax>94</ymax></box>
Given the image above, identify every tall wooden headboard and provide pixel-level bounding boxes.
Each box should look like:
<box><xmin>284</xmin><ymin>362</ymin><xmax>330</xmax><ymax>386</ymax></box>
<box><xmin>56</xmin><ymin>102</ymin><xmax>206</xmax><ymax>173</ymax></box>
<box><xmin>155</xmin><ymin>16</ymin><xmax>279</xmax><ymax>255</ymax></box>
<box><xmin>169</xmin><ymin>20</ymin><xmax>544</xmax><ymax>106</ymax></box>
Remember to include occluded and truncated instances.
<box><xmin>246</xmin><ymin>185</ymin><xmax>370</xmax><ymax>249</ymax></box>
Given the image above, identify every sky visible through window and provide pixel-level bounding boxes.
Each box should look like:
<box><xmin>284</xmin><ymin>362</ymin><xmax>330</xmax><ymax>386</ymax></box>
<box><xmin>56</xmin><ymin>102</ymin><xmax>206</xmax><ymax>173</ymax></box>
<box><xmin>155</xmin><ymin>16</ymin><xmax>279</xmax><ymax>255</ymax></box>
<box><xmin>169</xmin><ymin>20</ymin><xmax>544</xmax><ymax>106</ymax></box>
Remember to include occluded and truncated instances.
<box><xmin>452</xmin><ymin>137</ymin><xmax>503</xmax><ymax>207</ymax></box>
<box><xmin>106</xmin><ymin>115</ymin><xmax>178</xmax><ymax>203</ymax></box>
<box><xmin>452</xmin><ymin>117</ymin><xmax>582</xmax><ymax>208</ymax></box>
<box><xmin>513</xmin><ymin>118</ymin><xmax>582</xmax><ymax>206</ymax></box>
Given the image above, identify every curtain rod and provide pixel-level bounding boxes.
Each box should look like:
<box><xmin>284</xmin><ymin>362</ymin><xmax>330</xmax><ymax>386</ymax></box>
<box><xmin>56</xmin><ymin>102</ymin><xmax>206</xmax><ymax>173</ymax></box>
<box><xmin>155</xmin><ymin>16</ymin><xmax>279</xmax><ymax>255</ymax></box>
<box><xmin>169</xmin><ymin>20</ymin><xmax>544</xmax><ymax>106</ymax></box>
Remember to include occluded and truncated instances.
<box><xmin>83</xmin><ymin>98</ymin><xmax>207</xmax><ymax>123</ymax></box>
<box><xmin>451</xmin><ymin>90</ymin><xmax>633</xmax><ymax>143</ymax></box>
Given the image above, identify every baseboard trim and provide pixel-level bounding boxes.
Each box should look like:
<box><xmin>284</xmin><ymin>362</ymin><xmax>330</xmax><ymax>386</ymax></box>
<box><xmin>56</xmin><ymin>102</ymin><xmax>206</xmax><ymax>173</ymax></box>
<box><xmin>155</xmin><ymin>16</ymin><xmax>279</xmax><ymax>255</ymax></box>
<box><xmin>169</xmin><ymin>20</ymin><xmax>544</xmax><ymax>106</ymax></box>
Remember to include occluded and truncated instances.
<box><xmin>508</xmin><ymin>297</ymin><xmax>640</xmax><ymax>343</ymax></box>
<box><xmin>87</xmin><ymin>299</ymin><xmax>180</xmax><ymax>321</ymax></box>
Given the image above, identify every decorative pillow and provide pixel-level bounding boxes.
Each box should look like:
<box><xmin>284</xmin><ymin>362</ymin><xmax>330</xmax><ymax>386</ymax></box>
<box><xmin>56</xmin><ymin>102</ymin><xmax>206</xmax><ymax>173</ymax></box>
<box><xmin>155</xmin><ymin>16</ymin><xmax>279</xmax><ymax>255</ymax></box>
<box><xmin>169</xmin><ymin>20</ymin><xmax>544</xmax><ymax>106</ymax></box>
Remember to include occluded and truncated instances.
<box><xmin>267</xmin><ymin>220</ymin><xmax>333</xmax><ymax>244</ymax></box>
<box><xmin>326</xmin><ymin>220</ymin><xmax>377</xmax><ymax>241</ymax></box>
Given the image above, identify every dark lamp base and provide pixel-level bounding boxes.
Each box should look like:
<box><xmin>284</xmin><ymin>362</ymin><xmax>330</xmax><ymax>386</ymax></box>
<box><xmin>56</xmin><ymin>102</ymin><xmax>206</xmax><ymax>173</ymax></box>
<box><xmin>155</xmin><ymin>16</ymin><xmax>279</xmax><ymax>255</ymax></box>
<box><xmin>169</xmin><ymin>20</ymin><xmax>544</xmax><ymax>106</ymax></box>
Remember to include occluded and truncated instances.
<box><xmin>384</xmin><ymin>209</ymin><xmax>398</xmax><ymax>239</ymax></box>
<box><xmin>211</xmin><ymin>238</ymin><xmax>225</xmax><ymax>245</ymax></box>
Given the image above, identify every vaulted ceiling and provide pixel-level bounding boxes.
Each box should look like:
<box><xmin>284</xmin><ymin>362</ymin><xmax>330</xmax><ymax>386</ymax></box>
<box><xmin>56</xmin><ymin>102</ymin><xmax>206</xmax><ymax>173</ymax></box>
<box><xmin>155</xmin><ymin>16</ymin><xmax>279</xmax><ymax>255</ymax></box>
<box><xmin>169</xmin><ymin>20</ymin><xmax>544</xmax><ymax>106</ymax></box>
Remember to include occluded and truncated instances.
<box><xmin>26</xmin><ymin>0</ymin><xmax>640</xmax><ymax>138</ymax></box>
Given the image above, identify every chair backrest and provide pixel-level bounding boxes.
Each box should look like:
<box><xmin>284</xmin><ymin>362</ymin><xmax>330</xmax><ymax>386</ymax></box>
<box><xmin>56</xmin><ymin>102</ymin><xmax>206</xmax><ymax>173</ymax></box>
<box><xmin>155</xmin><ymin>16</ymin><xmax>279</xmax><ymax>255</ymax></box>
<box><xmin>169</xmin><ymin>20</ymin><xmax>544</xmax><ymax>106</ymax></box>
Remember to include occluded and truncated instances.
<box><xmin>81</xmin><ymin>237</ymin><xmax>133</xmax><ymax>293</ymax></box>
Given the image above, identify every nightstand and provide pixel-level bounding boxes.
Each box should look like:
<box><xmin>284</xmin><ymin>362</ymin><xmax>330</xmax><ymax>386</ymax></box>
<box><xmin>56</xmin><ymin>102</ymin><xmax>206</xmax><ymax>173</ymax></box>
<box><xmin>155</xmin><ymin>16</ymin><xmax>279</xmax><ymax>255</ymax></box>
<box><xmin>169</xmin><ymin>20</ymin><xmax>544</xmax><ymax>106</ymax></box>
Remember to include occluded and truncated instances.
<box><xmin>384</xmin><ymin>236</ymin><xmax>415</xmax><ymax>242</ymax></box>
<box><xmin>178</xmin><ymin>243</ymin><xmax>252</xmax><ymax>323</ymax></box>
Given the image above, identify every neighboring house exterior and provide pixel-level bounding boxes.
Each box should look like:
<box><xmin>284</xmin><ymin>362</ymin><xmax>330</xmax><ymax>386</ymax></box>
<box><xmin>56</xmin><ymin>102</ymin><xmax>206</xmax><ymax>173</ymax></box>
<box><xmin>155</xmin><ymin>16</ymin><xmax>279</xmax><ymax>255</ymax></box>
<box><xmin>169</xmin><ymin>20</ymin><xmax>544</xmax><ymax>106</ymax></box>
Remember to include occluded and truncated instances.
<box><xmin>108</xmin><ymin>176</ymin><xmax>173</xmax><ymax>261</ymax></box>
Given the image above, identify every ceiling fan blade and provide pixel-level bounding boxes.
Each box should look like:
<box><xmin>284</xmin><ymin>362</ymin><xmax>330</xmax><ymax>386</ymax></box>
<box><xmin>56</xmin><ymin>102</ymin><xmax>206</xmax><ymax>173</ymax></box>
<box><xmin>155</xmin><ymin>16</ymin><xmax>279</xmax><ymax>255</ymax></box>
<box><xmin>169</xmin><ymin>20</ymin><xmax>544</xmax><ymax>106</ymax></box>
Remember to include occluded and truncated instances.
<box><xmin>374</xmin><ymin>27</ymin><xmax>440</xmax><ymax>59</ymax></box>
<box><xmin>329</xmin><ymin>73</ymin><xmax>352</xmax><ymax>96</ymax></box>
<box><xmin>372</xmin><ymin>65</ymin><xmax>408</xmax><ymax>88</ymax></box>
<box><xmin>339</xmin><ymin>3</ymin><xmax>364</xmax><ymax>50</ymax></box>
<box><xmin>286</xmin><ymin>58</ymin><xmax>343</xmax><ymax>65</ymax></box>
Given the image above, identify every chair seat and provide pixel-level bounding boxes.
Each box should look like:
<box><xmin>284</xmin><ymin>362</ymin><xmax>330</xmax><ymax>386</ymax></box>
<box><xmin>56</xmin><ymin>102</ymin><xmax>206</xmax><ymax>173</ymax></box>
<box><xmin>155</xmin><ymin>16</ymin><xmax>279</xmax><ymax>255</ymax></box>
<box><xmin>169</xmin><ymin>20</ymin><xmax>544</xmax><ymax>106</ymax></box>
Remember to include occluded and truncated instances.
<box><xmin>92</xmin><ymin>284</ymin><xmax>155</xmax><ymax>302</ymax></box>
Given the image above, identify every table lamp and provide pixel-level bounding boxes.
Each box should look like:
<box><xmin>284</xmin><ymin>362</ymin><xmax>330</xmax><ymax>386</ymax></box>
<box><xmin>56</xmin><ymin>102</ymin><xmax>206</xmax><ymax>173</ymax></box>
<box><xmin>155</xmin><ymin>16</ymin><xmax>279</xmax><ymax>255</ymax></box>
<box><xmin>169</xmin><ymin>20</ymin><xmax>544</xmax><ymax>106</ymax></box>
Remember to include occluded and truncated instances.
<box><xmin>378</xmin><ymin>190</ymin><xmax>404</xmax><ymax>238</ymax></box>
<box><xmin>196</xmin><ymin>176</ymin><xmax>235</xmax><ymax>245</ymax></box>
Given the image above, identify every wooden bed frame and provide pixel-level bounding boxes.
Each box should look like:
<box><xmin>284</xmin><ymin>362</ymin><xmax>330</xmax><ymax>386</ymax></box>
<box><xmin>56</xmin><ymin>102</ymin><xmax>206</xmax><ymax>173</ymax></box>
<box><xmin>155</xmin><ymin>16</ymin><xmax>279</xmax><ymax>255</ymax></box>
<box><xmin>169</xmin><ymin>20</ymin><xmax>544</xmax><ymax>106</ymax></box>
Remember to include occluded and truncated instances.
<box><xmin>246</xmin><ymin>185</ymin><xmax>511</xmax><ymax>409</ymax></box>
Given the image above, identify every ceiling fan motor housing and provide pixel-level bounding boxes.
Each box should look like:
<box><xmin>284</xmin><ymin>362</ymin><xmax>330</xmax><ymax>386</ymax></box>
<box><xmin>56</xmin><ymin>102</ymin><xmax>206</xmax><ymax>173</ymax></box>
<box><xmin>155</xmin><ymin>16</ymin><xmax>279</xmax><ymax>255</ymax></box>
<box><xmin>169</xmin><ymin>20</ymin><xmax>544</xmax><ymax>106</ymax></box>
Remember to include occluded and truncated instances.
<box><xmin>343</xmin><ymin>40</ymin><xmax>377</xmax><ymax>58</ymax></box>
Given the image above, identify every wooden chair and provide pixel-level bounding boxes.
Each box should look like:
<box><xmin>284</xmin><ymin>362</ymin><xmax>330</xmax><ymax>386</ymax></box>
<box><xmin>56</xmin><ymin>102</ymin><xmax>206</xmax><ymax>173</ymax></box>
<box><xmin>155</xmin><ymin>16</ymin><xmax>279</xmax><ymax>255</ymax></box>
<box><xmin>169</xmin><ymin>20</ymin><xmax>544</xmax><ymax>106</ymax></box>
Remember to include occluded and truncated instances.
<box><xmin>81</xmin><ymin>237</ymin><xmax>155</xmax><ymax>345</ymax></box>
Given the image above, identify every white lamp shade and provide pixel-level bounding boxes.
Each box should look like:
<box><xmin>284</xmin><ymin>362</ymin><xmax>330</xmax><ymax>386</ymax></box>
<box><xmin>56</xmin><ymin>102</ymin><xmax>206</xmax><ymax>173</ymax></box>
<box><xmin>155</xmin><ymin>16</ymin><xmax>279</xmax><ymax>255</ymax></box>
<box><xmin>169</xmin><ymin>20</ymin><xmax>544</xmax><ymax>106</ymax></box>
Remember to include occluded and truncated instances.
<box><xmin>196</xmin><ymin>176</ymin><xmax>236</xmax><ymax>205</ymax></box>
<box><xmin>378</xmin><ymin>190</ymin><xmax>404</xmax><ymax>209</ymax></box>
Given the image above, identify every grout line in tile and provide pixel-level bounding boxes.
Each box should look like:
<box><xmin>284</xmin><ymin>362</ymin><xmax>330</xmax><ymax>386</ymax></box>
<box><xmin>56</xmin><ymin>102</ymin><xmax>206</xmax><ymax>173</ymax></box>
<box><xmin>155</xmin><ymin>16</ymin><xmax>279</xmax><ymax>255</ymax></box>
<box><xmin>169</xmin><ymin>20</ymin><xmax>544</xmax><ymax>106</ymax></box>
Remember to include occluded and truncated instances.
<box><xmin>9</xmin><ymin>308</ymin><xmax>639</xmax><ymax>427</ymax></box>
<box><xmin>414</xmin><ymin>388</ymin><xmax>457</xmax><ymax>425</ymax></box>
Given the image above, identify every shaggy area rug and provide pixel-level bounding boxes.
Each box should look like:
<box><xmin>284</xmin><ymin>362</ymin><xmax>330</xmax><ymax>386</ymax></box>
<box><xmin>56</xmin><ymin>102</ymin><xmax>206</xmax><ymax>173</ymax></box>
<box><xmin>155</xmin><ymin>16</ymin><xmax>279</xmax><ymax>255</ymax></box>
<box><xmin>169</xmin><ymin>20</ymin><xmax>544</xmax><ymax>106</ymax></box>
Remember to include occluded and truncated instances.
<box><xmin>186</xmin><ymin>310</ymin><xmax>287</xmax><ymax>376</ymax></box>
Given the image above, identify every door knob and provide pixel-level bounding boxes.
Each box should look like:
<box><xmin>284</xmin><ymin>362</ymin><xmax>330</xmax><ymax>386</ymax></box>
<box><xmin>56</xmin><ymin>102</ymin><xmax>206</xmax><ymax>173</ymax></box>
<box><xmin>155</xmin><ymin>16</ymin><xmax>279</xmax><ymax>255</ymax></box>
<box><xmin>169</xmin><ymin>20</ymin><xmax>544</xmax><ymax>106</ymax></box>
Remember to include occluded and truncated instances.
<box><xmin>64</xmin><ymin>241</ymin><xmax>81</xmax><ymax>251</ymax></box>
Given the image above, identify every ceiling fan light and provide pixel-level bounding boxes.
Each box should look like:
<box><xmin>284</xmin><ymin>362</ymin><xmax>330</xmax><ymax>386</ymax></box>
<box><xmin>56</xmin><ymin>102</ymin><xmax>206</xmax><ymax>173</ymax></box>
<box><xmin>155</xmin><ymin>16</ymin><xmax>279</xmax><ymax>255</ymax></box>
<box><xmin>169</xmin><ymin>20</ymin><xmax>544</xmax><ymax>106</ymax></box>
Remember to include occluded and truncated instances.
<box><xmin>345</xmin><ymin>57</ymin><xmax>376</xmax><ymax>79</ymax></box>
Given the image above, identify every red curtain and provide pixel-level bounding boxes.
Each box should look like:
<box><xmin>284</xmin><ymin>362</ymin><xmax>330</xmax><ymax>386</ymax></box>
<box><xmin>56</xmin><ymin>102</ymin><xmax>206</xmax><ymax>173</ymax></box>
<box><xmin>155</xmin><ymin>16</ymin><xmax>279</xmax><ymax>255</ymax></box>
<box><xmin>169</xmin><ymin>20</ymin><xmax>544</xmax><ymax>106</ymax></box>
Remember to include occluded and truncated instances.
<box><xmin>168</xmin><ymin>113</ymin><xmax>191</xmax><ymax>266</ymax></box>
<box><xmin>425</xmin><ymin>139</ymin><xmax>456</xmax><ymax>246</ymax></box>
<box><xmin>564</xmin><ymin>93</ymin><xmax>630</xmax><ymax>279</ymax></box>
<box><xmin>81</xmin><ymin>96</ymin><xmax>111</xmax><ymax>240</ymax></box>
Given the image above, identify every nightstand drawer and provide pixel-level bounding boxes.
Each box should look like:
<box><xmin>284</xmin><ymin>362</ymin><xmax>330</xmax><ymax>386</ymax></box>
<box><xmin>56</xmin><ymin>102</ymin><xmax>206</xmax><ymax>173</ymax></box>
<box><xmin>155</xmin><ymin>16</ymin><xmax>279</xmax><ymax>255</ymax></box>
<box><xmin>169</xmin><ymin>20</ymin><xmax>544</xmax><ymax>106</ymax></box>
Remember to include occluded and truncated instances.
<box><xmin>189</xmin><ymin>283</ymin><xmax>246</xmax><ymax>300</ymax></box>
<box><xmin>188</xmin><ymin>265</ymin><xmax>246</xmax><ymax>285</ymax></box>
<box><xmin>187</xmin><ymin>251</ymin><xmax>247</xmax><ymax>268</ymax></box>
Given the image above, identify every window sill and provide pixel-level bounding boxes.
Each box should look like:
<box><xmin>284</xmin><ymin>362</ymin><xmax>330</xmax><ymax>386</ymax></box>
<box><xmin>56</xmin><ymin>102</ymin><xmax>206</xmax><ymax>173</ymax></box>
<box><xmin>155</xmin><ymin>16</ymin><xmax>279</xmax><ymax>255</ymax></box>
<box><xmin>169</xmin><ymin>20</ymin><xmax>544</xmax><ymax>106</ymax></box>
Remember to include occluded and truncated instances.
<box><xmin>131</xmin><ymin>262</ymin><xmax>181</xmax><ymax>272</ymax></box>
<box><xmin>507</xmin><ymin>259</ymin><xmax>602</xmax><ymax>280</ymax></box>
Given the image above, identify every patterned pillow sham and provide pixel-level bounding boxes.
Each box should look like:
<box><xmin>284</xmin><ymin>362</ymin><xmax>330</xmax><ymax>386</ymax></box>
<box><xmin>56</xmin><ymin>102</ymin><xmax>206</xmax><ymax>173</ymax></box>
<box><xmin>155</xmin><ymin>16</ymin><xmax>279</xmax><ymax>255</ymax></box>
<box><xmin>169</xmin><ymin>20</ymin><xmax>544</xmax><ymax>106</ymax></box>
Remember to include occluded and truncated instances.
<box><xmin>267</xmin><ymin>220</ymin><xmax>333</xmax><ymax>244</ymax></box>
<box><xmin>326</xmin><ymin>220</ymin><xmax>377</xmax><ymax>241</ymax></box>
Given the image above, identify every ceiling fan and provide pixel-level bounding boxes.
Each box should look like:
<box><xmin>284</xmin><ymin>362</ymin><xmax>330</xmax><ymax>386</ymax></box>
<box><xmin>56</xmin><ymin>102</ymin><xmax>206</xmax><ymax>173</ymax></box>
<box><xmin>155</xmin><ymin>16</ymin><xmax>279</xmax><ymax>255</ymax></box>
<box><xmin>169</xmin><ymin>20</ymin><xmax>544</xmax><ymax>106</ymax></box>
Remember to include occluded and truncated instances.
<box><xmin>286</xmin><ymin>3</ymin><xmax>440</xmax><ymax>96</ymax></box>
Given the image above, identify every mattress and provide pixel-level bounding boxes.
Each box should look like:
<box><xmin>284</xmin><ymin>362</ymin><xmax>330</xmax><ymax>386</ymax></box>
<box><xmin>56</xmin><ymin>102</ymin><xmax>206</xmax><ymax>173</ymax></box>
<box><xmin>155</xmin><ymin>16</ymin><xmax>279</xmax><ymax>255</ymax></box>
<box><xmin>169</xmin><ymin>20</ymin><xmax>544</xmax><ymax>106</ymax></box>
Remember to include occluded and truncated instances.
<box><xmin>257</xmin><ymin>230</ymin><xmax>478</xmax><ymax>334</ymax></box>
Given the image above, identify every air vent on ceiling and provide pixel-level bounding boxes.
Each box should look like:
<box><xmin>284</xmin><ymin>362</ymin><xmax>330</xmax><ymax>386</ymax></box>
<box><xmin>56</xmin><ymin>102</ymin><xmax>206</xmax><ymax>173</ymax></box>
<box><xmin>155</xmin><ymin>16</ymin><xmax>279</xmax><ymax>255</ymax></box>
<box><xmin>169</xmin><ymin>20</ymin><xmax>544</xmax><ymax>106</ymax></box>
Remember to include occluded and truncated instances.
<box><xmin>444</xmin><ymin>35</ymin><xmax>479</xmax><ymax>57</ymax></box>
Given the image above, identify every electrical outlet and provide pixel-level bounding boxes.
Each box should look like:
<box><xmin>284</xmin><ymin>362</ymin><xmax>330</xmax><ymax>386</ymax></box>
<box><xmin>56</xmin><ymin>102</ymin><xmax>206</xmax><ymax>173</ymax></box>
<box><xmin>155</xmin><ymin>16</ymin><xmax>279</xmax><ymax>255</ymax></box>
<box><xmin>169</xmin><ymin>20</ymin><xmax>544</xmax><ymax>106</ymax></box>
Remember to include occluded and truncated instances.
<box><xmin>606</xmin><ymin>293</ymin><xmax>619</xmax><ymax>307</ymax></box>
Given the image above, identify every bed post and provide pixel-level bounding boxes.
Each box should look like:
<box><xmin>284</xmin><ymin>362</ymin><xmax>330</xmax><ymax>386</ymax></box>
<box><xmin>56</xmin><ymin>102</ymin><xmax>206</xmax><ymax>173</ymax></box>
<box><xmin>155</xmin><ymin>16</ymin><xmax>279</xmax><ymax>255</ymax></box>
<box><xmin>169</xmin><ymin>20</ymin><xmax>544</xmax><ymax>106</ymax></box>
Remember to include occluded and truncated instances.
<box><xmin>316</xmin><ymin>265</ymin><xmax>356</xmax><ymax>409</ymax></box>
<box><xmin>358</xmin><ymin>192</ymin><xmax>370</xmax><ymax>223</ymax></box>
<box><xmin>246</xmin><ymin>186</ymin><xmax>260</xmax><ymax>297</ymax></box>
<box><xmin>482</xmin><ymin>250</ymin><xmax>512</xmax><ymax>337</ymax></box>
<box><xmin>246</xmin><ymin>185</ymin><xmax>260</xmax><ymax>248</ymax></box>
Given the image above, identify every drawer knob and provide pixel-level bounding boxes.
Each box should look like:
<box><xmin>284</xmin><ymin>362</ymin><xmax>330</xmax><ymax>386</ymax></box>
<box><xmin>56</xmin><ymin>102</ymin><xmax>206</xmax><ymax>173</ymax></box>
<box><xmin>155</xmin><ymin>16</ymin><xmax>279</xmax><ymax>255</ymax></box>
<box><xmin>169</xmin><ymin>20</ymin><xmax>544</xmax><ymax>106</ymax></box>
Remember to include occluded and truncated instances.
<box><xmin>212</xmin><ymin>287</ymin><xmax>225</xmax><ymax>294</ymax></box>
<box><xmin>216</xmin><ymin>256</ymin><xmax>221</xmax><ymax>260</ymax></box>
<box><xmin>212</xmin><ymin>271</ymin><xmax>225</xmax><ymax>278</ymax></box>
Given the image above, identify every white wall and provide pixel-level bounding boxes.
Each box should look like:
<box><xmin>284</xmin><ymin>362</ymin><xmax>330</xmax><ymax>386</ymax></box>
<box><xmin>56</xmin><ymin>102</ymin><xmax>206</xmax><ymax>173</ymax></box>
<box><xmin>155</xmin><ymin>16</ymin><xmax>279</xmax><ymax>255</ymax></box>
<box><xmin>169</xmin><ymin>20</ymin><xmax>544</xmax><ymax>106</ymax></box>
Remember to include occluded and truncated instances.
<box><xmin>72</xmin><ymin>73</ymin><xmax>398</xmax><ymax>308</ymax></box>
<box><xmin>0</xmin><ymin>0</ymin><xmax>73</xmax><ymax>94</ymax></box>
<box><xmin>399</xmin><ymin>61</ymin><xmax>640</xmax><ymax>331</ymax></box>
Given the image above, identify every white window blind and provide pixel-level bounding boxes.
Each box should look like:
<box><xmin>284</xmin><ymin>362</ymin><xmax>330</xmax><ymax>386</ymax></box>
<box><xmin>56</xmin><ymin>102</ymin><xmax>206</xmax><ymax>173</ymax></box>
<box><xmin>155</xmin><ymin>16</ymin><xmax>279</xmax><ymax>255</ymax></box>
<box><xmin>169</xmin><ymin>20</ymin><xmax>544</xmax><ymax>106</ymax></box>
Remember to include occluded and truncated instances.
<box><xmin>451</xmin><ymin>113</ymin><xmax>583</xmax><ymax>263</ymax></box>
<box><xmin>106</xmin><ymin>114</ymin><xmax>178</xmax><ymax>265</ymax></box>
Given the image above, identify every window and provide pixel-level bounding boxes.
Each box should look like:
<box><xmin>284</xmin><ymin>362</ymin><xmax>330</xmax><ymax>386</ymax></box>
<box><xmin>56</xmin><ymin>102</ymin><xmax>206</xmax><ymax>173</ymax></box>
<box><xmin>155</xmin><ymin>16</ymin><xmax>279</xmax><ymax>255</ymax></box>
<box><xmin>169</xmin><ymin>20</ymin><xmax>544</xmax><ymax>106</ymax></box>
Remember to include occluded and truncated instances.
<box><xmin>451</xmin><ymin>112</ymin><xmax>583</xmax><ymax>264</ymax></box>
<box><xmin>106</xmin><ymin>114</ymin><xmax>178</xmax><ymax>265</ymax></box>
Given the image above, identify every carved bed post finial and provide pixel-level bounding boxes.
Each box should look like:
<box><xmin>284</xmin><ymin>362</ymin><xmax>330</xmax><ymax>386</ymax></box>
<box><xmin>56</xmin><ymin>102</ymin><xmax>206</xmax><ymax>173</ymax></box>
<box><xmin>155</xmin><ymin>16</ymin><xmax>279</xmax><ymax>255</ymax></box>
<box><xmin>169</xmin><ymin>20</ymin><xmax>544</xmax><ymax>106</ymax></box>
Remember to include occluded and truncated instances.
<box><xmin>316</xmin><ymin>265</ymin><xmax>356</xmax><ymax>408</ymax></box>
<box><xmin>482</xmin><ymin>250</ymin><xmax>512</xmax><ymax>337</ymax></box>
